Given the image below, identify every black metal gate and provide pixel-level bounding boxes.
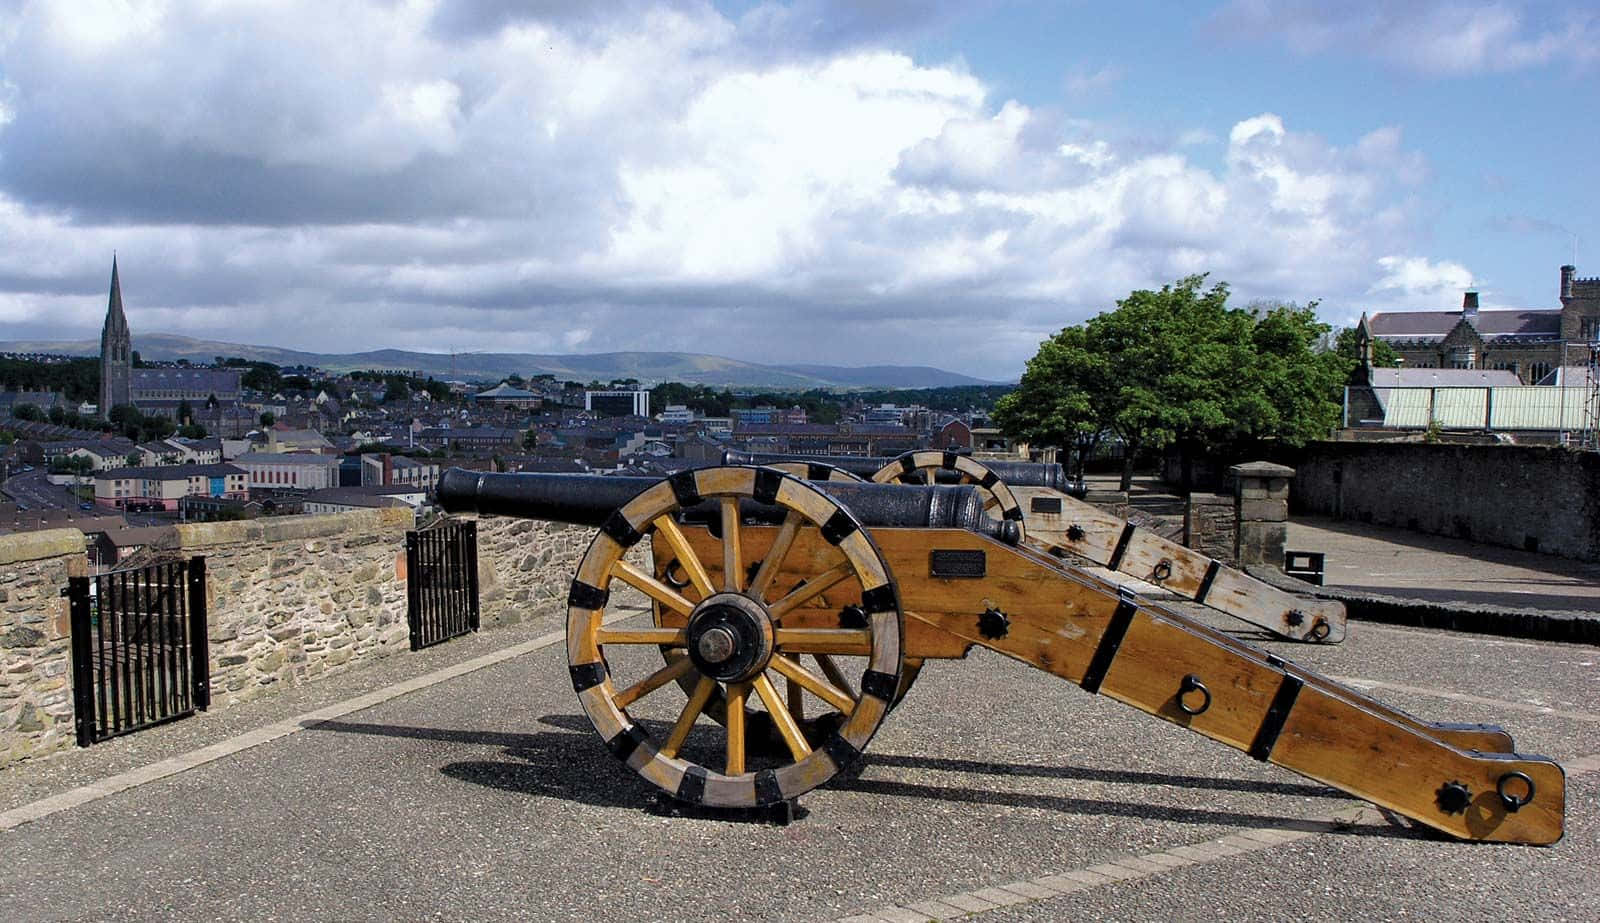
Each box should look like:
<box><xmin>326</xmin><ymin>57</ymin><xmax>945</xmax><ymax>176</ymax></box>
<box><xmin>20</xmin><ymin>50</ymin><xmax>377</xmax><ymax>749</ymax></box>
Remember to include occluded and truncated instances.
<box><xmin>406</xmin><ymin>520</ymin><xmax>480</xmax><ymax>650</ymax></box>
<box><xmin>67</xmin><ymin>558</ymin><xmax>211</xmax><ymax>747</ymax></box>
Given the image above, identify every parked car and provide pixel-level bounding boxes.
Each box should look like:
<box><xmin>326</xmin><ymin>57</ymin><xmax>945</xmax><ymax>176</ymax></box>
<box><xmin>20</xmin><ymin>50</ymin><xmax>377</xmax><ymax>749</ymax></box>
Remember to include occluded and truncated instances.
<box><xmin>80</xmin><ymin>503</ymin><xmax>94</xmax><ymax>511</ymax></box>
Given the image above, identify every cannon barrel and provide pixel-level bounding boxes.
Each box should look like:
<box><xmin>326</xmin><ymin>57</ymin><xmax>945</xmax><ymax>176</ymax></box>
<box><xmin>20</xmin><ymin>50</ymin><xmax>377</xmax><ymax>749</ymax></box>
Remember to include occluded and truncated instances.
<box><xmin>436</xmin><ymin>468</ymin><xmax>1018</xmax><ymax>540</ymax></box>
<box><xmin>719</xmin><ymin>450</ymin><xmax>1077</xmax><ymax>493</ymax></box>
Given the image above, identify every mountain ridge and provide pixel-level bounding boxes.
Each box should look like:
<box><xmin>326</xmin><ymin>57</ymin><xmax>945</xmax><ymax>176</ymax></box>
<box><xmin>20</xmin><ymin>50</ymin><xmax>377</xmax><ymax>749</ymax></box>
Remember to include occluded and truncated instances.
<box><xmin>0</xmin><ymin>333</ymin><xmax>1008</xmax><ymax>390</ymax></box>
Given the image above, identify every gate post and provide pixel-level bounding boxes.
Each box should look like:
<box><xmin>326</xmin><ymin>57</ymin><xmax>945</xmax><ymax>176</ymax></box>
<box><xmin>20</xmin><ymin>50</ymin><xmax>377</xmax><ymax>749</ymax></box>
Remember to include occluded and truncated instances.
<box><xmin>66</xmin><ymin>576</ymin><xmax>95</xmax><ymax>747</ymax></box>
<box><xmin>186</xmin><ymin>556</ymin><xmax>211</xmax><ymax>711</ymax></box>
<box><xmin>465</xmin><ymin>521</ymin><xmax>481</xmax><ymax>633</ymax></box>
<box><xmin>405</xmin><ymin>531</ymin><xmax>422</xmax><ymax>651</ymax></box>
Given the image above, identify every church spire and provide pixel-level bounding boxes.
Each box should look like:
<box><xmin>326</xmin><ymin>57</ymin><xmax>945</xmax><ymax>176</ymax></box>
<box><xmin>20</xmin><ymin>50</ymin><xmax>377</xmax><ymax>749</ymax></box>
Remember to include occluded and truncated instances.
<box><xmin>105</xmin><ymin>255</ymin><xmax>128</xmax><ymax>339</ymax></box>
<box><xmin>99</xmin><ymin>256</ymin><xmax>133</xmax><ymax>418</ymax></box>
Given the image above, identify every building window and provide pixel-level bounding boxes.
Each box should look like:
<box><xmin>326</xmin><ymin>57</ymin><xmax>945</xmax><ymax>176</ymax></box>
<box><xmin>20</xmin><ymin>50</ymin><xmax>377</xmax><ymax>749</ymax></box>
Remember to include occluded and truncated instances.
<box><xmin>1582</xmin><ymin>318</ymin><xmax>1600</xmax><ymax>343</ymax></box>
<box><xmin>1529</xmin><ymin>362</ymin><xmax>1552</xmax><ymax>384</ymax></box>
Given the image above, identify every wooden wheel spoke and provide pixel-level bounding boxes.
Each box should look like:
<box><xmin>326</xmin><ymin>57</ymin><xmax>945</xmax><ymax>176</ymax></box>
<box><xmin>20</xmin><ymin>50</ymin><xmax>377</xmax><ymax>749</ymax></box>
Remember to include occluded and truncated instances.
<box><xmin>595</xmin><ymin>627</ymin><xmax>688</xmax><ymax>646</ymax></box>
<box><xmin>614</xmin><ymin>656</ymin><xmax>695</xmax><ymax>709</ymax></box>
<box><xmin>770</xmin><ymin>654</ymin><xmax>856</xmax><ymax>715</ymax></box>
<box><xmin>748</xmin><ymin>510</ymin><xmax>802</xmax><ymax>603</ymax></box>
<box><xmin>925</xmin><ymin>467</ymin><xmax>936</xmax><ymax>485</ymax></box>
<box><xmin>653</xmin><ymin>515</ymin><xmax>715</xmax><ymax>600</ymax></box>
<box><xmin>612</xmin><ymin>560</ymin><xmax>695</xmax><ymax>616</ymax></box>
<box><xmin>814</xmin><ymin>654</ymin><xmax>855</xmax><ymax>697</ymax></box>
<box><xmin>769</xmin><ymin>561</ymin><xmax>855</xmax><ymax>619</ymax></box>
<box><xmin>785</xmin><ymin>669</ymin><xmax>805</xmax><ymax>723</ymax></box>
<box><xmin>720</xmin><ymin>498</ymin><xmax>743</xmax><ymax>593</ymax></box>
<box><xmin>982</xmin><ymin>496</ymin><xmax>1001</xmax><ymax>511</ymax></box>
<box><xmin>774</xmin><ymin>628</ymin><xmax>873</xmax><ymax>655</ymax></box>
<box><xmin>726</xmin><ymin>682</ymin><xmax>748</xmax><ymax>775</ymax></box>
<box><xmin>753</xmin><ymin>674</ymin><xmax>812</xmax><ymax>762</ymax></box>
<box><xmin>661</xmin><ymin>675</ymin><xmax>715</xmax><ymax>759</ymax></box>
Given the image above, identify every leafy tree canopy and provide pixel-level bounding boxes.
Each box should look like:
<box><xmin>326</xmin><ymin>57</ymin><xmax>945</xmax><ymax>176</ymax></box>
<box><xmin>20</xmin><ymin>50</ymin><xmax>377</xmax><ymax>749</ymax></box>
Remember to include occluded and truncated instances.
<box><xmin>994</xmin><ymin>276</ymin><xmax>1346</xmax><ymax>489</ymax></box>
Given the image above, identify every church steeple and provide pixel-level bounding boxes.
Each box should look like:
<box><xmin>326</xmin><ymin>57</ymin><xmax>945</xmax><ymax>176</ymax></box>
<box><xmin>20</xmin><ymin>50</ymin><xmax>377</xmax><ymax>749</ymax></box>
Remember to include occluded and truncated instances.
<box><xmin>99</xmin><ymin>256</ymin><xmax>133</xmax><ymax>419</ymax></box>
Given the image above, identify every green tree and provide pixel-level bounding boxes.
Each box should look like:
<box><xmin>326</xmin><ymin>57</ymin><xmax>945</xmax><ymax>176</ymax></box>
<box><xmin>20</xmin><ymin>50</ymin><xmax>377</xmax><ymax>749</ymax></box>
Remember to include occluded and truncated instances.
<box><xmin>259</xmin><ymin>411</ymin><xmax>276</xmax><ymax>427</ymax></box>
<box><xmin>10</xmin><ymin>403</ymin><xmax>44</xmax><ymax>422</ymax></box>
<box><xmin>178</xmin><ymin>422</ymin><xmax>208</xmax><ymax>439</ymax></box>
<box><xmin>992</xmin><ymin>326</ymin><xmax>1109</xmax><ymax>481</ymax></box>
<box><xmin>997</xmin><ymin>277</ymin><xmax>1346</xmax><ymax>492</ymax></box>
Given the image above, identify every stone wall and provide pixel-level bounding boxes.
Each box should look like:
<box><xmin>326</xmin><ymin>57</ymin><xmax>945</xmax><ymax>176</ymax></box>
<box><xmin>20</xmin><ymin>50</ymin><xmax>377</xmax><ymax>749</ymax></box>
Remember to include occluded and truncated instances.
<box><xmin>1183</xmin><ymin>493</ymin><xmax>1235</xmax><ymax>565</ymax></box>
<box><xmin>171</xmin><ymin>508</ymin><xmax>417</xmax><ymax>706</ymax></box>
<box><xmin>0</xmin><ymin>508</ymin><xmax>647</xmax><ymax>768</ymax></box>
<box><xmin>0</xmin><ymin>530</ymin><xmax>87</xmax><ymax>767</ymax></box>
<box><xmin>1289</xmin><ymin>442</ymin><xmax>1600</xmax><ymax>561</ymax></box>
<box><xmin>471</xmin><ymin>515</ymin><xmax>609</xmax><ymax>628</ymax></box>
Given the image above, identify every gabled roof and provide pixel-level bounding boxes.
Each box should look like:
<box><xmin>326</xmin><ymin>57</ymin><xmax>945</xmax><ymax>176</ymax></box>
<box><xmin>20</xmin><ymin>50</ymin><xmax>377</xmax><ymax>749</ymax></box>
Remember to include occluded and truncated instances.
<box><xmin>1367</xmin><ymin>309</ymin><xmax>1560</xmax><ymax>340</ymax></box>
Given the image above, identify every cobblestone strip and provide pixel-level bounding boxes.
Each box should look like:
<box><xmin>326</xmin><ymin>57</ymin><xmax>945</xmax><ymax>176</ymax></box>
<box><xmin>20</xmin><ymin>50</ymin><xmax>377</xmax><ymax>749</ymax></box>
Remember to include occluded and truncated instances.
<box><xmin>0</xmin><ymin>608</ymin><xmax>645</xmax><ymax>833</ymax></box>
<box><xmin>837</xmin><ymin>755</ymin><xmax>1600</xmax><ymax>922</ymax></box>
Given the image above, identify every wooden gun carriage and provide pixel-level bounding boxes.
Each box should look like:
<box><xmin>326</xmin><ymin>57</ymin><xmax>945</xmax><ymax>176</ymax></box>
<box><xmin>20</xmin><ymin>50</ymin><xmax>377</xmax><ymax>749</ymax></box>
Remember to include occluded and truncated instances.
<box><xmin>721</xmin><ymin>450</ymin><xmax>1346</xmax><ymax>644</ymax></box>
<box><xmin>436</xmin><ymin>463</ymin><xmax>1564</xmax><ymax>844</ymax></box>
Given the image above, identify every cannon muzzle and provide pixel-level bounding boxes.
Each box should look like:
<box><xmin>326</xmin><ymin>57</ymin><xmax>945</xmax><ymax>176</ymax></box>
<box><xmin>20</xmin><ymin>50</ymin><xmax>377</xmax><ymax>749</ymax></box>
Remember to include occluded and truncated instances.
<box><xmin>437</xmin><ymin>467</ymin><xmax>1019</xmax><ymax>541</ymax></box>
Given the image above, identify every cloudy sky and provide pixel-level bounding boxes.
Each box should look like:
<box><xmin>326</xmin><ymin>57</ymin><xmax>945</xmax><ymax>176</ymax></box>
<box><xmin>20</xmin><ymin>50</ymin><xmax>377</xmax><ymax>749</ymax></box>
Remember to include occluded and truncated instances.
<box><xmin>0</xmin><ymin>1</ymin><xmax>1595</xmax><ymax>380</ymax></box>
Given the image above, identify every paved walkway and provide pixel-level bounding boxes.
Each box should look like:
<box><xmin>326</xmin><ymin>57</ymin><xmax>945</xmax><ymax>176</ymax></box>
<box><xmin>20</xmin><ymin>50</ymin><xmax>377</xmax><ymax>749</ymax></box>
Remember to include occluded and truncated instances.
<box><xmin>0</xmin><ymin>600</ymin><xmax>1596</xmax><ymax>921</ymax></box>
<box><xmin>1288</xmin><ymin>515</ymin><xmax>1600</xmax><ymax>613</ymax></box>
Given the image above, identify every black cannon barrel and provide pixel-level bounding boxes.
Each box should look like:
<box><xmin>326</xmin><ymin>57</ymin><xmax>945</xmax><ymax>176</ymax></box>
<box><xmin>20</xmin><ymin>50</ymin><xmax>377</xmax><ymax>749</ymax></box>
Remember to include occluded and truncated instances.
<box><xmin>720</xmin><ymin>450</ymin><xmax>1076</xmax><ymax>492</ymax></box>
<box><xmin>436</xmin><ymin>468</ymin><xmax>1017</xmax><ymax>541</ymax></box>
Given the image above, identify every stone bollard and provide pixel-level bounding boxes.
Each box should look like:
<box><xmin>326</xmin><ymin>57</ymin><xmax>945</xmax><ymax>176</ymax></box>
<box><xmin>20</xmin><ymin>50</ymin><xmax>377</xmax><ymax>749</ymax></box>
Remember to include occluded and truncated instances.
<box><xmin>1230</xmin><ymin>461</ymin><xmax>1294</xmax><ymax>568</ymax></box>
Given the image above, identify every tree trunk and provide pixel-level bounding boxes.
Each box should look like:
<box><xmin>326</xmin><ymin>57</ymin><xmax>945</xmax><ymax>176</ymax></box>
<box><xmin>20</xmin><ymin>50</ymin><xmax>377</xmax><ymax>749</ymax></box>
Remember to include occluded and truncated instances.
<box><xmin>1119</xmin><ymin>438</ymin><xmax>1138</xmax><ymax>492</ymax></box>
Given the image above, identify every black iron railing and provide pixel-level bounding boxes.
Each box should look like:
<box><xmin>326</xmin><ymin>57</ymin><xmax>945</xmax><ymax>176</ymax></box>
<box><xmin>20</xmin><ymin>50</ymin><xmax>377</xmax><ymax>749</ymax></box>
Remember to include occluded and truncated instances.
<box><xmin>67</xmin><ymin>558</ymin><xmax>210</xmax><ymax>746</ymax></box>
<box><xmin>406</xmin><ymin>520</ymin><xmax>480</xmax><ymax>650</ymax></box>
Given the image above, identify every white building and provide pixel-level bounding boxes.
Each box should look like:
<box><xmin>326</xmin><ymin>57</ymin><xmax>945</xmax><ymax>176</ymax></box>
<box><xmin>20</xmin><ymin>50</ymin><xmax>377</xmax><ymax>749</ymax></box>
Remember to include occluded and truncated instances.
<box><xmin>232</xmin><ymin>452</ymin><xmax>343</xmax><ymax>490</ymax></box>
<box><xmin>658</xmin><ymin>404</ymin><xmax>696</xmax><ymax>423</ymax></box>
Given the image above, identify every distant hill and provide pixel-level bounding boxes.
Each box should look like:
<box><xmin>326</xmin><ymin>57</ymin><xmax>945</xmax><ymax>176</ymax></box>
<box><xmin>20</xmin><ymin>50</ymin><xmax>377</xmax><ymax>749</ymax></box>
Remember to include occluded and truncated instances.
<box><xmin>0</xmin><ymin>334</ymin><xmax>1004</xmax><ymax>391</ymax></box>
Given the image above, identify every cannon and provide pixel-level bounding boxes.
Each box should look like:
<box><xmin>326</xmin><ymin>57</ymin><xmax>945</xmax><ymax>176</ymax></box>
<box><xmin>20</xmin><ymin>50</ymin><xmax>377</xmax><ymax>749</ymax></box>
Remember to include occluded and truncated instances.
<box><xmin>723</xmin><ymin>450</ymin><xmax>1346</xmax><ymax>644</ymax></box>
<box><xmin>438</xmin><ymin>465</ymin><xmax>1564</xmax><ymax>844</ymax></box>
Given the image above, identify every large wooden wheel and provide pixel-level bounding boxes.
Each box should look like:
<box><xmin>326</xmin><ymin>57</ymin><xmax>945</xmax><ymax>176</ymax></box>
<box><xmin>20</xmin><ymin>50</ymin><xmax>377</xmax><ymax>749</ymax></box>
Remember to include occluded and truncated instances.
<box><xmin>567</xmin><ymin>466</ymin><xmax>904</xmax><ymax>808</ymax></box>
<box><xmin>872</xmin><ymin>450</ymin><xmax>1026</xmax><ymax>540</ymax></box>
<box><xmin>651</xmin><ymin>461</ymin><xmax>915</xmax><ymax>737</ymax></box>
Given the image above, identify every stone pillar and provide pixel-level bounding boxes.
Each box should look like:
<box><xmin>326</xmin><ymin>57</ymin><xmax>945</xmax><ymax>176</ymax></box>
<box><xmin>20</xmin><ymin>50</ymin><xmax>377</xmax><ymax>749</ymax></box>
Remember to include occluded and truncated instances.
<box><xmin>1184</xmin><ymin>492</ymin><xmax>1236</xmax><ymax>565</ymax></box>
<box><xmin>0</xmin><ymin>528</ymin><xmax>89</xmax><ymax>768</ymax></box>
<box><xmin>1230</xmin><ymin>461</ymin><xmax>1294</xmax><ymax>568</ymax></box>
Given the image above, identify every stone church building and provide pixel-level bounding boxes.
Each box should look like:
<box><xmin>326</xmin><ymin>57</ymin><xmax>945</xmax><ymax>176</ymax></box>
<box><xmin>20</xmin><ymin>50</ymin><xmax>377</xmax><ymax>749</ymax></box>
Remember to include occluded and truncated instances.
<box><xmin>1357</xmin><ymin>265</ymin><xmax>1600</xmax><ymax>384</ymax></box>
<box><xmin>97</xmin><ymin>258</ymin><xmax>241</xmax><ymax>420</ymax></box>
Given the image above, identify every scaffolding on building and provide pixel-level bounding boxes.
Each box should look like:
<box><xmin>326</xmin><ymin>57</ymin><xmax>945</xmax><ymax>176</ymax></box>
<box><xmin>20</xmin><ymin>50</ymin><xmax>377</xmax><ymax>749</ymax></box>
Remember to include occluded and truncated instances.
<box><xmin>1582</xmin><ymin>343</ymin><xmax>1600</xmax><ymax>451</ymax></box>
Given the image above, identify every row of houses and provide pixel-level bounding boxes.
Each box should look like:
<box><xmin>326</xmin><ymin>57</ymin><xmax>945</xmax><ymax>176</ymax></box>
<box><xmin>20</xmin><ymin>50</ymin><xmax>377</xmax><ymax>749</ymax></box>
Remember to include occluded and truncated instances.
<box><xmin>88</xmin><ymin>452</ymin><xmax>441</xmax><ymax>511</ymax></box>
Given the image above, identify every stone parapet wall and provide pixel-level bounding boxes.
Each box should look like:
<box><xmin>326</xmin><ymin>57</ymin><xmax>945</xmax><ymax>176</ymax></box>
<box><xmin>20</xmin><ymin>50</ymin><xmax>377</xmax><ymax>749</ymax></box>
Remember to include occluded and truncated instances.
<box><xmin>1289</xmin><ymin>442</ymin><xmax>1600</xmax><ymax>561</ymax></box>
<box><xmin>0</xmin><ymin>530</ymin><xmax>88</xmax><ymax>767</ymax></box>
<box><xmin>170</xmin><ymin>508</ymin><xmax>418</xmax><ymax>707</ymax></box>
<box><xmin>0</xmin><ymin>507</ymin><xmax>651</xmax><ymax>769</ymax></box>
<box><xmin>469</xmin><ymin>514</ymin><xmax>649</xmax><ymax>627</ymax></box>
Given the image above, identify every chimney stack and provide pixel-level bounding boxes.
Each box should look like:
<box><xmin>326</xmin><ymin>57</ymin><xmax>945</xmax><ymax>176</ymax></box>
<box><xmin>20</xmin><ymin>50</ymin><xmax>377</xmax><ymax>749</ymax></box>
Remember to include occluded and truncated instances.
<box><xmin>1561</xmin><ymin>264</ymin><xmax>1576</xmax><ymax>300</ymax></box>
<box><xmin>1462</xmin><ymin>291</ymin><xmax>1479</xmax><ymax>319</ymax></box>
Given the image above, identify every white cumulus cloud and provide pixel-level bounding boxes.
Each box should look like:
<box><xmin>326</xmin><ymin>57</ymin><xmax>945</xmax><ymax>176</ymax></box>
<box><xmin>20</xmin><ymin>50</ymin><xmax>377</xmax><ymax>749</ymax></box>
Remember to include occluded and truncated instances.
<box><xmin>0</xmin><ymin>0</ymin><xmax>1472</xmax><ymax>379</ymax></box>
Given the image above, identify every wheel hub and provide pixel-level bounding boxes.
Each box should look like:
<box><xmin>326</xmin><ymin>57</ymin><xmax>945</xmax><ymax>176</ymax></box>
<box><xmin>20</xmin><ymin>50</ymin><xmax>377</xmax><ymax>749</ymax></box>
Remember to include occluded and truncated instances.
<box><xmin>685</xmin><ymin>592</ymin><xmax>774</xmax><ymax>683</ymax></box>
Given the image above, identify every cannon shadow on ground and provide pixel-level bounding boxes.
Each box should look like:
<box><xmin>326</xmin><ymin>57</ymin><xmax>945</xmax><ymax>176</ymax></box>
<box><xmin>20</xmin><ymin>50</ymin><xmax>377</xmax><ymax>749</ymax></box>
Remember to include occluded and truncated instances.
<box><xmin>302</xmin><ymin>714</ymin><xmax>1419</xmax><ymax>838</ymax></box>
